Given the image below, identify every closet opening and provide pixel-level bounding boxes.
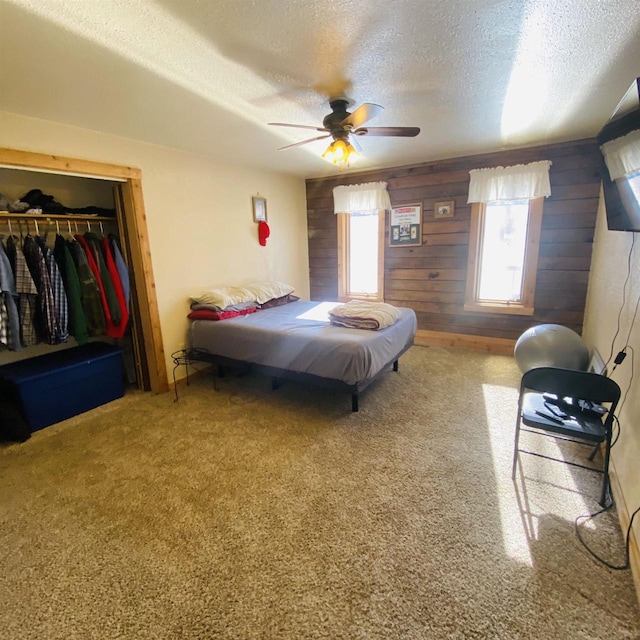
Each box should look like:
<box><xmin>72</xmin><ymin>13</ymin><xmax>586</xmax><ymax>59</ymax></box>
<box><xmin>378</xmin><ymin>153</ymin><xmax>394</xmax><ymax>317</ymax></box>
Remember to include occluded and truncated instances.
<box><xmin>0</xmin><ymin>148</ymin><xmax>167</xmax><ymax>395</ymax></box>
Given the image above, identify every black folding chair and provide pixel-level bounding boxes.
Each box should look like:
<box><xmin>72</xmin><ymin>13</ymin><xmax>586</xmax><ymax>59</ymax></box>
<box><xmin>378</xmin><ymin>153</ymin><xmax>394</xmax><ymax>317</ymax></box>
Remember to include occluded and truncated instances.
<box><xmin>512</xmin><ymin>367</ymin><xmax>621</xmax><ymax>506</ymax></box>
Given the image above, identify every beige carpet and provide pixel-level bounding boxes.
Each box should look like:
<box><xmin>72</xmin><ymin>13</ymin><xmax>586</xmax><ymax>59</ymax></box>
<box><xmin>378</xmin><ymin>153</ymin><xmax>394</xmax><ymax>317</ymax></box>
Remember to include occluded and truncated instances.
<box><xmin>1</xmin><ymin>345</ymin><xmax>638</xmax><ymax>639</ymax></box>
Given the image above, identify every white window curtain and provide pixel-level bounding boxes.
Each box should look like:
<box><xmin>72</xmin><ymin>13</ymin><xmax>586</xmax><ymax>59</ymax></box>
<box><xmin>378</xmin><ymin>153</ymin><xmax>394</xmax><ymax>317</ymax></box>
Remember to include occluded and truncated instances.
<box><xmin>601</xmin><ymin>129</ymin><xmax>640</xmax><ymax>180</ymax></box>
<box><xmin>467</xmin><ymin>160</ymin><xmax>552</xmax><ymax>203</ymax></box>
<box><xmin>333</xmin><ymin>181</ymin><xmax>391</xmax><ymax>214</ymax></box>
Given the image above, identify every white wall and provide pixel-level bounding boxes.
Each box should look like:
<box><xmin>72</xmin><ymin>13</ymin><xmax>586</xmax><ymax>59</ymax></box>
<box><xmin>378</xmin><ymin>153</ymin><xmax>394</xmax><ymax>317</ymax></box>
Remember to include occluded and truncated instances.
<box><xmin>0</xmin><ymin>111</ymin><xmax>310</xmax><ymax>382</ymax></box>
<box><xmin>0</xmin><ymin>168</ymin><xmax>117</xmax><ymax>209</ymax></box>
<box><xmin>583</xmin><ymin>192</ymin><xmax>640</xmax><ymax>565</ymax></box>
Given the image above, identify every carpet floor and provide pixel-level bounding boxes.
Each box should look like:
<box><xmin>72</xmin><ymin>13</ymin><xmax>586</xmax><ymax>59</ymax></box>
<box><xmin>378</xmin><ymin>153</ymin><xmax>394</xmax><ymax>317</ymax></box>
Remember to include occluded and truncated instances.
<box><xmin>1</xmin><ymin>345</ymin><xmax>638</xmax><ymax>639</ymax></box>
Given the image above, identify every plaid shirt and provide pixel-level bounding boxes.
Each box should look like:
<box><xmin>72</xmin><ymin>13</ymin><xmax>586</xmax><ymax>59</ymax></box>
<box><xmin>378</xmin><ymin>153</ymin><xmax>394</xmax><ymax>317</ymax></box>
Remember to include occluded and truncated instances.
<box><xmin>23</xmin><ymin>235</ymin><xmax>59</xmax><ymax>345</ymax></box>
<box><xmin>0</xmin><ymin>241</ymin><xmax>21</xmax><ymax>351</ymax></box>
<box><xmin>8</xmin><ymin>237</ymin><xmax>39</xmax><ymax>347</ymax></box>
<box><xmin>0</xmin><ymin>297</ymin><xmax>7</xmax><ymax>347</ymax></box>
<box><xmin>36</xmin><ymin>236</ymin><xmax>69</xmax><ymax>343</ymax></box>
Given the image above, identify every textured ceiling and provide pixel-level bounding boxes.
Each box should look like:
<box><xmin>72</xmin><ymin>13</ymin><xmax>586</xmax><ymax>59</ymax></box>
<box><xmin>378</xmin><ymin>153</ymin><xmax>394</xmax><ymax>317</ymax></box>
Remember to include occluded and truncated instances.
<box><xmin>1</xmin><ymin>0</ymin><xmax>639</xmax><ymax>178</ymax></box>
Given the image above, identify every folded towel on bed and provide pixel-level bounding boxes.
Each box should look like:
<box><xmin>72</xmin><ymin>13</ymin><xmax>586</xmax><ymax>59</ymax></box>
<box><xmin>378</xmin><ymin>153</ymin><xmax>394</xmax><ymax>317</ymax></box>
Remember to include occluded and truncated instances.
<box><xmin>329</xmin><ymin>300</ymin><xmax>400</xmax><ymax>330</ymax></box>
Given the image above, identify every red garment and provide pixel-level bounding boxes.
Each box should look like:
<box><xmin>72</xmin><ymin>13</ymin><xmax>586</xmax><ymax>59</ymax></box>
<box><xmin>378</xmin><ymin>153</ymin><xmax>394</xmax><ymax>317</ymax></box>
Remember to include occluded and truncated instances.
<box><xmin>187</xmin><ymin>307</ymin><xmax>258</xmax><ymax>321</ymax></box>
<box><xmin>74</xmin><ymin>234</ymin><xmax>115</xmax><ymax>336</ymax></box>
<box><xmin>258</xmin><ymin>221</ymin><xmax>270</xmax><ymax>246</ymax></box>
<box><xmin>101</xmin><ymin>237</ymin><xmax>129</xmax><ymax>339</ymax></box>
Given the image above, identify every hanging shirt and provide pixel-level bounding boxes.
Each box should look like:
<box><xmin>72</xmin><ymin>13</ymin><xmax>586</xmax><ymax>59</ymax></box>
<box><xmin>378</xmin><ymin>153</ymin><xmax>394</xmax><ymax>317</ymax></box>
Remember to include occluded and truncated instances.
<box><xmin>23</xmin><ymin>235</ymin><xmax>58</xmax><ymax>345</ymax></box>
<box><xmin>110</xmin><ymin>234</ymin><xmax>130</xmax><ymax>313</ymax></box>
<box><xmin>68</xmin><ymin>239</ymin><xmax>107</xmax><ymax>337</ymax></box>
<box><xmin>74</xmin><ymin>234</ymin><xmax>111</xmax><ymax>325</ymax></box>
<box><xmin>0</xmin><ymin>241</ymin><xmax>22</xmax><ymax>351</ymax></box>
<box><xmin>4</xmin><ymin>234</ymin><xmax>17</xmax><ymax>277</ymax></box>
<box><xmin>54</xmin><ymin>234</ymin><xmax>89</xmax><ymax>345</ymax></box>
<box><xmin>0</xmin><ymin>297</ymin><xmax>7</xmax><ymax>347</ymax></box>
<box><xmin>100</xmin><ymin>236</ymin><xmax>128</xmax><ymax>339</ymax></box>
<box><xmin>6</xmin><ymin>236</ymin><xmax>39</xmax><ymax>347</ymax></box>
<box><xmin>36</xmin><ymin>236</ymin><xmax>69</xmax><ymax>344</ymax></box>
<box><xmin>84</xmin><ymin>232</ymin><xmax>121</xmax><ymax>327</ymax></box>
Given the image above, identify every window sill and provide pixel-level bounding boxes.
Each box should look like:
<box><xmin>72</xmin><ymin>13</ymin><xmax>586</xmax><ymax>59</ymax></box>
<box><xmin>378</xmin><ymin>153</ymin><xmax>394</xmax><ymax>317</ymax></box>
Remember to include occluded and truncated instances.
<box><xmin>464</xmin><ymin>302</ymin><xmax>534</xmax><ymax>316</ymax></box>
<box><xmin>341</xmin><ymin>294</ymin><xmax>384</xmax><ymax>303</ymax></box>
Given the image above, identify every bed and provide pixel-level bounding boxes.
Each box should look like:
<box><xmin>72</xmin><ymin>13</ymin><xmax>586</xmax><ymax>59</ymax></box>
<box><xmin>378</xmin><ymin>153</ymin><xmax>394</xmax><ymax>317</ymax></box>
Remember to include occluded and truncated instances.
<box><xmin>186</xmin><ymin>300</ymin><xmax>417</xmax><ymax>411</ymax></box>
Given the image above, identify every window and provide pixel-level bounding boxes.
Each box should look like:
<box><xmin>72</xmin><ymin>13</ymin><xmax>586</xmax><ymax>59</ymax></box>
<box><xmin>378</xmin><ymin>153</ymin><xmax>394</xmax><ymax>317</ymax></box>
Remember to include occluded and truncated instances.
<box><xmin>337</xmin><ymin>210</ymin><xmax>385</xmax><ymax>301</ymax></box>
<box><xmin>465</xmin><ymin>197</ymin><xmax>543</xmax><ymax>315</ymax></box>
<box><xmin>465</xmin><ymin>160</ymin><xmax>551</xmax><ymax>315</ymax></box>
<box><xmin>333</xmin><ymin>181</ymin><xmax>390</xmax><ymax>302</ymax></box>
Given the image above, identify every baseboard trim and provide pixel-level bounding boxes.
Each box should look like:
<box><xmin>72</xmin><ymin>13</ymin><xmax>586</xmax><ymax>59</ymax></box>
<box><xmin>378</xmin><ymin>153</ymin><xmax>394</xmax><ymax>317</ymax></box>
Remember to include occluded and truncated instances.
<box><xmin>609</xmin><ymin>460</ymin><xmax>640</xmax><ymax>606</ymax></box>
<box><xmin>414</xmin><ymin>330</ymin><xmax>516</xmax><ymax>355</ymax></box>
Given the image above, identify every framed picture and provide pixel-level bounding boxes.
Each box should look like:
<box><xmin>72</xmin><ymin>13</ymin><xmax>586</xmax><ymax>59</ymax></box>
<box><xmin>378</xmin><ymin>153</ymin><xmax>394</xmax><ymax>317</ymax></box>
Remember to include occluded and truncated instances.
<box><xmin>389</xmin><ymin>203</ymin><xmax>422</xmax><ymax>247</ymax></box>
<box><xmin>434</xmin><ymin>200</ymin><xmax>454</xmax><ymax>219</ymax></box>
<box><xmin>252</xmin><ymin>196</ymin><xmax>267</xmax><ymax>222</ymax></box>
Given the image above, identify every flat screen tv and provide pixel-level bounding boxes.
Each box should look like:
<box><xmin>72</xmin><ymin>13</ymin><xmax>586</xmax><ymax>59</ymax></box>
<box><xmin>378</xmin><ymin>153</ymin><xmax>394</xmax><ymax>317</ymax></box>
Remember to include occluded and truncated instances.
<box><xmin>596</xmin><ymin>77</ymin><xmax>640</xmax><ymax>232</ymax></box>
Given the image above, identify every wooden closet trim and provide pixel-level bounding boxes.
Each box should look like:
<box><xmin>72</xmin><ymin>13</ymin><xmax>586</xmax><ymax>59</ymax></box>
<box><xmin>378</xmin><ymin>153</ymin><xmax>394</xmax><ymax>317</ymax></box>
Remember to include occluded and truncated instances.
<box><xmin>0</xmin><ymin>147</ymin><xmax>168</xmax><ymax>394</ymax></box>
<box><xmin>0</xmin><ymin>147</ymin><xmax>140</xmax><ymax>180</ymax></box>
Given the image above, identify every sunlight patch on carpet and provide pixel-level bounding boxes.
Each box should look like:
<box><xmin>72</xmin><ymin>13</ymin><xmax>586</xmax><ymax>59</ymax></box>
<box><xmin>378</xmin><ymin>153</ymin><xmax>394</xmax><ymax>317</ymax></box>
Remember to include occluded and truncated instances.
<box><xmin>482</xmin><ymin>381</ymin><xmax>597</xmax><ymax>569</ymax></box>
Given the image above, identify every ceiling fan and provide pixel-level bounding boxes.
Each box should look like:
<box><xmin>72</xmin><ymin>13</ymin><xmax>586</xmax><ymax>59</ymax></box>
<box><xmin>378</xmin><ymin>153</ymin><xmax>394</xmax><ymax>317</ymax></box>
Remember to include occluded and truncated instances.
<box><xmin>268</xmin><ymin>98</ymin><xmax>420</xmax><ymax>168</ymax></box>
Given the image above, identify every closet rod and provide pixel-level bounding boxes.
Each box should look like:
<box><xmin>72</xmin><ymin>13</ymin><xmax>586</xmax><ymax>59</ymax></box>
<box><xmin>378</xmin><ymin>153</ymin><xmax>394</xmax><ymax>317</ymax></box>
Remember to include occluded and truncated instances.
<box><xmin>0</xmin><ymin>212</ymin><xmax>114</xmax><ymax>222</ymax></box>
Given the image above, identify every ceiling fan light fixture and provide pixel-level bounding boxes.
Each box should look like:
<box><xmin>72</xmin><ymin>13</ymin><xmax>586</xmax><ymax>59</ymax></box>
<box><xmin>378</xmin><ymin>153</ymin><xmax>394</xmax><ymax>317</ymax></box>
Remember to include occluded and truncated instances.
<box><xmin>322</xmin><ymin>138</ymin><xmax>359</xmax><ymax>170</ymax></box>
<box><xmin>268</xmin><ymin>97</ymin><xmax>418</xmax><ymax>170</ymax></box>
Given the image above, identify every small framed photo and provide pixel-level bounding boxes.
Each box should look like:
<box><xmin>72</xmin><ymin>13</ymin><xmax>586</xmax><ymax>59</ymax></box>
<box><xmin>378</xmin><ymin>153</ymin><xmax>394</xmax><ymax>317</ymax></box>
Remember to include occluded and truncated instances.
<box><xmin>252</xmin><ymin>196</ymin><xmax>267</xmax><ymax>222</ymax></box>
<box><xmin>434</xmin><ymin>200</ymin><xmax>454</xmax><ymax>218</ymax></box>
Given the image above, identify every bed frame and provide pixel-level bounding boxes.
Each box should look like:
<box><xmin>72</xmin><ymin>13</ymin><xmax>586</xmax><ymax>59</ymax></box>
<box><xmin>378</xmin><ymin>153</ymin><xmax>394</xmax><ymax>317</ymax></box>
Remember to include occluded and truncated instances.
<box><xmin>173</xmin><ymin>343</ymin><xmax>412</xmax><ymax>412</ymax></box>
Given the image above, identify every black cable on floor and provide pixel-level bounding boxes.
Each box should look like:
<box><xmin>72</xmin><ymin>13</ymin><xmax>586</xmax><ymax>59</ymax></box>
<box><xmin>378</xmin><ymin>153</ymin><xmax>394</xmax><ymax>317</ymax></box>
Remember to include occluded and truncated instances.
<box><xmin>575</xmin><ymin>502</ymin><xmax>640</xmax><ymax>570</ymax></box>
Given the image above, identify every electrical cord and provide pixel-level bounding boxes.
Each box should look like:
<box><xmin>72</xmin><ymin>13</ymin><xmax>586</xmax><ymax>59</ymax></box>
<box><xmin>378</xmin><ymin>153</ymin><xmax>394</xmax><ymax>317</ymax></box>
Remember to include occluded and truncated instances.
<box><xmin>604</xmin><ymin>234</ymin><xmax>635</xmax><ymax>371</ymax></box>
<box><xmin>610</xmin><ymin>414</ymin><xmax>621</xmax><ymax>448</ymax></box>
<box><xmin>584</xmin><ymin>345</ymin><xmax>636</xmax><ymax>568</ymax></box>
<box><xmin>619</xmin><ymin>345</ymin><xmax>635</xmax><ymax>410</ymax></box>
<box><xmin>623</xmin><ymin>282</ymin><xmax>640</xmax><ymax>347</ymax></box>
<box><xmin>575</xmin><ymin>502</ymin><xmax>640</xmax><ymax>570</ymax></box>
<box><xmin>607</xmin><ymin>346</ymin><xmax>635</xmax><ymax>445</ymax></box>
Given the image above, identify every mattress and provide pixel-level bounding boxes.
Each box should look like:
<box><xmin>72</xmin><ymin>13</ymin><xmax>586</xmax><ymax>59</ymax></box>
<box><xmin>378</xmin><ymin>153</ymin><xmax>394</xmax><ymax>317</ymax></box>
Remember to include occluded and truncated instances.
<box><xmin>189</xmin><ymin>300</ymin><xmax>417</xmax><ymax>386</ymax></box>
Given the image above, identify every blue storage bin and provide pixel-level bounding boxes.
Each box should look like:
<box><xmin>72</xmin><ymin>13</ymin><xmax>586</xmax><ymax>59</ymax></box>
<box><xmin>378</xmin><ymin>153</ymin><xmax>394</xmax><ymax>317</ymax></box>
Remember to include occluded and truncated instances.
<box><xmin>0</xmin><ymin>342</ymin><xmax>124</xmax><ymax>432</ymax></box>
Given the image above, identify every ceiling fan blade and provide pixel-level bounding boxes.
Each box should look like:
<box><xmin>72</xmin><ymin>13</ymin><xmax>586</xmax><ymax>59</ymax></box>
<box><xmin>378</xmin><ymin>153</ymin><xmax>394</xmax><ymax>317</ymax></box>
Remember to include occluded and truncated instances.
<box><xmin>269</xmin><ymin>122</ymin><xmax>329</xmax><ymax>132</ymax></box>
<box><xmin>339</xmin><ymin>103</ymin><xmax>384</xmax><ymax>128</ymax></box>
<box><xmin>354</xmin><ymin>126</ymin><xmax>421</xmax><ymax>137</ymax></box>
<box><xmin>277</xmin><ymin>134</ymin><xmax>331</xmax><ymax>151</ymax></box>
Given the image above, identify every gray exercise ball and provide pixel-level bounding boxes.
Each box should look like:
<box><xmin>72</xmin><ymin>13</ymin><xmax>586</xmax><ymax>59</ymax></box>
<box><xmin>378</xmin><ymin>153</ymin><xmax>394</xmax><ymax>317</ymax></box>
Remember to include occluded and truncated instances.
<box><xmin>514</xmin><ymin>324</ymin><xmax>590</xmax><ymax>374</ymax></box>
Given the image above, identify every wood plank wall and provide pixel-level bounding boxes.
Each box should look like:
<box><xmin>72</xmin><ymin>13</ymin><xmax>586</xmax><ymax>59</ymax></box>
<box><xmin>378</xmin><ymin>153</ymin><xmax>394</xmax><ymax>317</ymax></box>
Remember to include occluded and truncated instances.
<box><xmin>305</xmin><ymin>139</ymin><xmax>602</xmax><ymax>341</ymax></box>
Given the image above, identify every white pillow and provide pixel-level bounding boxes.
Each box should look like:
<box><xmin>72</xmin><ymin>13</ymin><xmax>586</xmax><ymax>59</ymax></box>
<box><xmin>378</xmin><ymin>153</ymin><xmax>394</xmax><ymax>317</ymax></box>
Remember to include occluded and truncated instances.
<box><xmin>191</xmin><ymin>285</ymin><xmax>254</xmax><ymax>308</ymax></box>
<box><xmin>242</xmin><ymin>281</ymin><xmax>295</xmax><ymax>304</ymax></box>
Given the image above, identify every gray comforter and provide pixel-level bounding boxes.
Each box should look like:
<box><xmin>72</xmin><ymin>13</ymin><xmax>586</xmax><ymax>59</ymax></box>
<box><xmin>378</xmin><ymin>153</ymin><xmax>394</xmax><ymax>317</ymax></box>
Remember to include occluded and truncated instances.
<box><xmin>189</xmin><ymin>300</ymin><xmax>417</xmax><ymax>385</ymax></box>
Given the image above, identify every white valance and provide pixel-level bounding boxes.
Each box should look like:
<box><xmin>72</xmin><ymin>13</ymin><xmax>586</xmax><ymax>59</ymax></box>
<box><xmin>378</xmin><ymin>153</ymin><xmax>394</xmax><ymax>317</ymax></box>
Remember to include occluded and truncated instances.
<box><xmin>467</xmin><ymin>160</ymin><xmax>552</xmax><ymax>203</ymax></box>
<box><xmin>601</xmin><ymin>129</ymin><xmax>640</xmax><ymax>180</ymax></box>
<box><xmin>333</xmin><ymin>181</ymin><xmax>391</xmax><ymax>214</ymax></box>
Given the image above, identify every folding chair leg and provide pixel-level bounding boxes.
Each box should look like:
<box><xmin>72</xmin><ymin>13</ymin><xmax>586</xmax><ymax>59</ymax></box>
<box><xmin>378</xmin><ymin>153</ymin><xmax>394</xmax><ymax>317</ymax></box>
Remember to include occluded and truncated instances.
<box><xmin>587</xmin><ymin>442</ymin><xmax>600</xmax><ymax>462</ymax></box>
<box><xmin>512</xmin><ymin>417</ymin><xmax>522</xmax><ymax>480</ymax></box>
